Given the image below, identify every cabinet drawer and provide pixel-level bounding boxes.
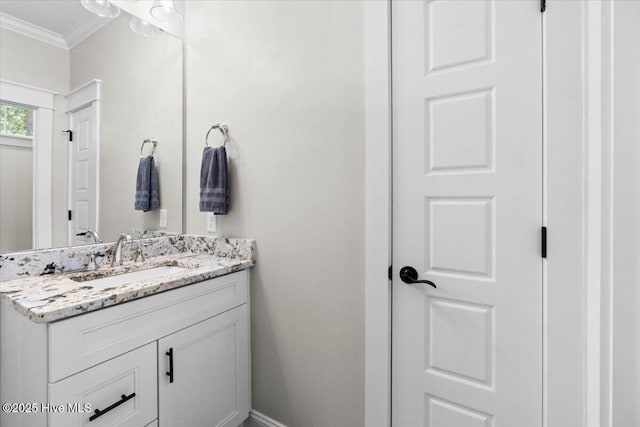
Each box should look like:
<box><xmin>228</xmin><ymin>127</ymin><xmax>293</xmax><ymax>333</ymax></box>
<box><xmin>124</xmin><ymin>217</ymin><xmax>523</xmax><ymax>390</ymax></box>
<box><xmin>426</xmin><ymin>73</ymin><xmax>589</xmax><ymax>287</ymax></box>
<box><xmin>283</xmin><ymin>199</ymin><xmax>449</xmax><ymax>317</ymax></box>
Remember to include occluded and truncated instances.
<box><xmin>49</xmin><ymin>270</ymin><xmax>248</xmax><ymax>382</ymax></box>
<box><xmin>48</xmin><ymin>342</ymin><xmax>157</xmax><ymax>427</ymax></box>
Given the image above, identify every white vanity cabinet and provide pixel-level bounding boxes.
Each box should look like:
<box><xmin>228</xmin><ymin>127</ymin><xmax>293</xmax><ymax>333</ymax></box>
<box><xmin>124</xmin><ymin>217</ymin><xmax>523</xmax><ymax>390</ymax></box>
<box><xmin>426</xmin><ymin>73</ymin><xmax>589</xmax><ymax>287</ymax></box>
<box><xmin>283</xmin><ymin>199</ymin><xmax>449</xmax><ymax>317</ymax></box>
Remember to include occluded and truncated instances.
<box><xmin>0</xmin><ymin>269</ymin><xmax>251</xmax><ymax>427</ymax></box>
<box><xmin>158</xmin><ymin>305</ymin><xmax>249</xmax><ymax>427</ymax></box>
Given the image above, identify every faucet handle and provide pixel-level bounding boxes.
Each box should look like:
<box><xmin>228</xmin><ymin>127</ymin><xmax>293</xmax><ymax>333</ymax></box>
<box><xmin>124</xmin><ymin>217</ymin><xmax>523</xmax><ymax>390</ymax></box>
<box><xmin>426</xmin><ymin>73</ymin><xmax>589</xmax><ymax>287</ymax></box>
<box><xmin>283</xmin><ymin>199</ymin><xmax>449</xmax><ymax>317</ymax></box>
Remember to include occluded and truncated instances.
<box><xmin>87</xmin><ymin>253</ymin><xmax>98</xmax><ymax>271</ymax></box>
<box><xmin>132</xmin><ymin>245</ymin><xmax>146</xmax><ymax>263</ymax></box>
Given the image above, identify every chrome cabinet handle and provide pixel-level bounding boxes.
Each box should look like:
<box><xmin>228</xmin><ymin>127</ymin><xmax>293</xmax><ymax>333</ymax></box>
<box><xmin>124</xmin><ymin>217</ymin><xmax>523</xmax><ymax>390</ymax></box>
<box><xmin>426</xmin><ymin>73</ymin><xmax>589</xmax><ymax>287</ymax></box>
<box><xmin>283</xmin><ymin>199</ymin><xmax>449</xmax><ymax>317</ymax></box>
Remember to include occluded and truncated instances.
<box><xmin>399</xmin><ymin>266</ymin><xmax>436</xmax><ymax>288</ymax></box>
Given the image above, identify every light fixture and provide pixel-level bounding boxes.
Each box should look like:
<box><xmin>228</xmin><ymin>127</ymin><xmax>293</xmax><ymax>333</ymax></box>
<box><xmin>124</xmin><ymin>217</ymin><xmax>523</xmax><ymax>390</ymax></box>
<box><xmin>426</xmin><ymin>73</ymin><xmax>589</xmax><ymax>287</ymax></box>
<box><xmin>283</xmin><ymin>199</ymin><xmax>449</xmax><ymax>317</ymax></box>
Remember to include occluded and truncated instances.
<box><xmin>130</xmin><ymin>16</ymin><xmax>160</xmax><ymax>37</ymax></box>
<box><xmin>80</xmin><ymin>0</ymin><xmax>121</xmax><ymax>18</ymax></box>
<box><xmin>150</xmin><ymin>0</ymin><xmax>183</xmax><ymax>25</ymax></box>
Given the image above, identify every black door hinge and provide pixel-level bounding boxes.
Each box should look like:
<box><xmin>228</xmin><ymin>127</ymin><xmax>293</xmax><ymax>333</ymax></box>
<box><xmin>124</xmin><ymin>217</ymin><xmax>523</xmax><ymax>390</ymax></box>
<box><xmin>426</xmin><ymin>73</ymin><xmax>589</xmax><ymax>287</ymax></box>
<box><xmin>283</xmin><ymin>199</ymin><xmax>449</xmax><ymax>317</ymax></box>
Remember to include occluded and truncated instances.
<box><xmin>388</xmin><ymin>265</ymin><xmax>392</xmax><ymax>281</ymax></box>
<box><xmin>68</xmin><ymin>210</ymin><xmax>72</xmax><ymax>221</ymax></box>
<box><xmin>541</xmin><ymin>226</ymin><xmax>547</xmax><ymax>258</ymax></box>
<box><xmin>541</xmin><ymin>0</ymin><xmax>546</xmax><ymax>13</ymax></box>
<box><xmin>61</xmin><ymin>130</ymin><xmax>73</xmax><ymax>142</ymax></box>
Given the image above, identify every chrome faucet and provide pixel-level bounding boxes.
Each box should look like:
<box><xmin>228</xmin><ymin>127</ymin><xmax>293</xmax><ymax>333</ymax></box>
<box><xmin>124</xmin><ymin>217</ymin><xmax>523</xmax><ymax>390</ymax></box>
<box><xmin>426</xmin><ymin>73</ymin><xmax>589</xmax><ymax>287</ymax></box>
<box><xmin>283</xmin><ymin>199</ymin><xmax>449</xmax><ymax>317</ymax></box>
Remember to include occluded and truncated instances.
<box><xmin>112</xmin><ymin>234</ymin><xmax>132</xmax><ymax>267</ymax></box>
<box><xmin>86</xmin><ymin>229</ymin><xmax>103</xmax><ymax>243</ymax></box>
<box><xmin>76</xmin><ymin>229</ymin><xmax>103</xmax><ymax>243</ymax></box>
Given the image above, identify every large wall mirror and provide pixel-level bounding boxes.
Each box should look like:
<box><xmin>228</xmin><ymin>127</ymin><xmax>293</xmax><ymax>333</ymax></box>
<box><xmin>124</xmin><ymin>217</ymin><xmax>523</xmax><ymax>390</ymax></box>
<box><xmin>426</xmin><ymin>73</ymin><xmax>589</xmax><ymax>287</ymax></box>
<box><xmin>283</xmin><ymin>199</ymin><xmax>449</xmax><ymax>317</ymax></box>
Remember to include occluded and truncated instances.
<box><xmin>0</xmin><ymin>0</ymin><xmax>184</xmax><ymax>253</ymax></box>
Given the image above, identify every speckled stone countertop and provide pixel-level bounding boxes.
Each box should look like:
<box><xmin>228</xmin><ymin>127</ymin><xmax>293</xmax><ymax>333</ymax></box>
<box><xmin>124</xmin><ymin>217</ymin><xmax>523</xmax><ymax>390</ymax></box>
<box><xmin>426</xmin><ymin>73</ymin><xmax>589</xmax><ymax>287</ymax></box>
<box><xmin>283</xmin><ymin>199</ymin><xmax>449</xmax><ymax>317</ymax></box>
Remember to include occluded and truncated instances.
<box><xmin>0</xmin><ymin>236</ymin><xmax>255</xmax><ymax>323</ymax></box>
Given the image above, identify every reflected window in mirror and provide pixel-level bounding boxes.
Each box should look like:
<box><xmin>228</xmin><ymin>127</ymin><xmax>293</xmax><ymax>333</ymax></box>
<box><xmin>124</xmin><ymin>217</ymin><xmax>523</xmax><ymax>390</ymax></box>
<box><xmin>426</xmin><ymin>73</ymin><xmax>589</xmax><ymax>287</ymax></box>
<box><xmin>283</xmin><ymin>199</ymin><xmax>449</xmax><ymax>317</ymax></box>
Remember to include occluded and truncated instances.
<box><xmin>0</xmin><ymin>103</ymin><xmax>34</xmax><ymax>137</ymax></box>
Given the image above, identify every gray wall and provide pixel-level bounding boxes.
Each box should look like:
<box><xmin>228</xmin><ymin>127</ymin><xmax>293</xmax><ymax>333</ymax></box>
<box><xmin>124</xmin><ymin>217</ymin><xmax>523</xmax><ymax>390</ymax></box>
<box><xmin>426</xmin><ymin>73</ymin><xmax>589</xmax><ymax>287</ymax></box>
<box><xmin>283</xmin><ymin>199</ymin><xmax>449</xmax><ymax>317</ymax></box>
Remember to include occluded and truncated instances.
<box><xmin>184</xmin><ymin>1</ymin><xmax>365</xmax><ymax>425</ymax></box>
<box><xmin>0</xmin><ymin>145</ymin><xmax>32</xmax><ymax>252</ymax></box>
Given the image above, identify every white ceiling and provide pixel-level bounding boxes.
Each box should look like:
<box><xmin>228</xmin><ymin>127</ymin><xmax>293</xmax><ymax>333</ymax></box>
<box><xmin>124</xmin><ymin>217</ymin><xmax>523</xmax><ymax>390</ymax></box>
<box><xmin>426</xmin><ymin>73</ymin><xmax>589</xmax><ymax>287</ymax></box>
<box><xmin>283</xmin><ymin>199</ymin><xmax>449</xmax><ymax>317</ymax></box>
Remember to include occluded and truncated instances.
<box><xmin>0</xmin><ymin>0</ymin><xmax>113</xmax><ymax>49</ymax></box>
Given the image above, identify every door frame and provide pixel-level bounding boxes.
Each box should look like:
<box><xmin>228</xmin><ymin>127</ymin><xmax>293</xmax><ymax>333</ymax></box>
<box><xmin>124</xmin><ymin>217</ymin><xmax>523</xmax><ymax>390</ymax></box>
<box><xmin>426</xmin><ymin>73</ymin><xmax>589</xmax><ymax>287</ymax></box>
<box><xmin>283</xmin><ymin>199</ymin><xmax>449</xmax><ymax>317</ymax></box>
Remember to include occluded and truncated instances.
<box><xmin>363</xmin><ymin>1</ymin><xmax>605</xmax><ymax>426</ymax></box>
<box><xmin>363</xmin><ymin>2</ymin><xmax>392</xmax><ymax>426</ymax></box>
<box><xmin>0</xmin><ymin>79</ymin><xmax>56</xmax><ymax>249</ymax></box>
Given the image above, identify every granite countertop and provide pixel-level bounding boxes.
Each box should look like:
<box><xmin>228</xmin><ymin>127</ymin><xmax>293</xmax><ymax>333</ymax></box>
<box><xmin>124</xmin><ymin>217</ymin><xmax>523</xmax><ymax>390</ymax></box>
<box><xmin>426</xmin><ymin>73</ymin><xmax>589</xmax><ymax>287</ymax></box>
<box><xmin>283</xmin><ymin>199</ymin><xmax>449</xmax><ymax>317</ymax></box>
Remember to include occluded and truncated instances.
<box><xmin>0</xmin><ymin>236</ymin><xmax>255</xmax><ymax>323</ymax></box>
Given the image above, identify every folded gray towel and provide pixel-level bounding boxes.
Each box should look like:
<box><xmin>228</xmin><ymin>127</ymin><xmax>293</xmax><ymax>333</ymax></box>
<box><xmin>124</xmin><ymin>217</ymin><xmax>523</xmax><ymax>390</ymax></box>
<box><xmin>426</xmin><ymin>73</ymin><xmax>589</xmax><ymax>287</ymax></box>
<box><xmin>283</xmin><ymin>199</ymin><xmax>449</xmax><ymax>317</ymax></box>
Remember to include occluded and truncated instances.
<box><xmin>135</xmin><ymin>155</ymin><xmax>160</xmax><ymax>212</ymax></box>
<box><xmin>199</xmin><ymin>146</ymin><xmax>228</xmax><ymax>214</ymax></box>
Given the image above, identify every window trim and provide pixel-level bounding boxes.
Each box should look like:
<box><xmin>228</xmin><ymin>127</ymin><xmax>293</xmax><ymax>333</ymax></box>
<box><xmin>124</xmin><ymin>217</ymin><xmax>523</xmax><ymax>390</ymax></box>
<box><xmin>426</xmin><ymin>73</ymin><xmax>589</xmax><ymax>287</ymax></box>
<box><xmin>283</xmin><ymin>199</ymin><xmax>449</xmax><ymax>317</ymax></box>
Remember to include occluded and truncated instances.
<box><xmin>0</xmin><ymin>79</ymin><xmax>57</xmax><ymax>249</ymax></box>
<box><xmin>0</xmin><ymin>134</ymin><xmax>33</xmax><ymax>148</ymax></box>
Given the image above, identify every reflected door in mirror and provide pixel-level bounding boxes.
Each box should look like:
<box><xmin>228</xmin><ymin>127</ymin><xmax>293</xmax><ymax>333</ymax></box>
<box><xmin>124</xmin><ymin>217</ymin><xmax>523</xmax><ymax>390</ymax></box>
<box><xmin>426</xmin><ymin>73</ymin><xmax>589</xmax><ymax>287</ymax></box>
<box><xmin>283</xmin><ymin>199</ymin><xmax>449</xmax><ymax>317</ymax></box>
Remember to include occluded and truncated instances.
<box><xmin>68</xmin><ymin>101</ymin><xmax>98</xmax><ymax>246</ymax></box>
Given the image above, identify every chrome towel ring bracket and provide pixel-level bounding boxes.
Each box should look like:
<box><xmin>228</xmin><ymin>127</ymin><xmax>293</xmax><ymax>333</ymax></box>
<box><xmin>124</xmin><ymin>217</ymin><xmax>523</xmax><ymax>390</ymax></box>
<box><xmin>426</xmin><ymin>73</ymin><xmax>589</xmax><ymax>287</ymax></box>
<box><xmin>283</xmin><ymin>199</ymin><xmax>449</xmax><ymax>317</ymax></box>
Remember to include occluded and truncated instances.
<box><xmin>140</xmin><ymin>138</ymin><xmax>158</xmax><ymax>157</ymax></box>
<box><xmin>205</xmin><ymin>123</ymin><xmax>229</xmax><ymax>147</ymax></box>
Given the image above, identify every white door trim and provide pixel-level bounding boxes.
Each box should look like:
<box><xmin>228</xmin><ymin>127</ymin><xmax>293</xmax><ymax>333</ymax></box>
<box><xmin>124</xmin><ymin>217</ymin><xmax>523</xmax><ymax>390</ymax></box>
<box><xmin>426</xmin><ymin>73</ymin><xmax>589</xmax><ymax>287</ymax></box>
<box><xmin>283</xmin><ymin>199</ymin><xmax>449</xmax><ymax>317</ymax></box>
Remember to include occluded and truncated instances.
<box><xmin>585</xmin><ymin>2</ymin><xmax>603</xmax><ymax>425</ymax></box>
<box><xmin>599</xmin><ymin>1</ymin><xmax>616</xmax><ymax>425</ymax></box>
<box><xmin>364</xmin><ymin>2</ymin><xmax>392</xmax><ymax>427</ymax></box>
<box><xmin>0</xmin><ymin>79</ymin><xmax>56</xmax><ymax>249</ymax></box>
<box><xmin>363</xmin><ymin>2</ymin><xmax>602</xmax><ymax>426</ymax></box>
<box><xmin>66</xmin><ymin>79</ymin><xmax>102</xmax><ymax>113</ymax></box>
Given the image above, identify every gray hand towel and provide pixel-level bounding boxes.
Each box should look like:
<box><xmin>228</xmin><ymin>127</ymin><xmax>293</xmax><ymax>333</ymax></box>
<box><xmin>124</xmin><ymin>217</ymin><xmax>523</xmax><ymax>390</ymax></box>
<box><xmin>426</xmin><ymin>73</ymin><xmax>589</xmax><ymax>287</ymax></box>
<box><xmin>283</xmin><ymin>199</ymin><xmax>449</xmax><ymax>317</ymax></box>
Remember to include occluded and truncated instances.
<box><xmin>199</xmin><ymin>146</ymin><xmax>228</xmax><ymax>214</ymax></box>
<box><xmin>135</xmin><ymin>155</ymin><xmax>160</xmax><ymax>212</ymax></box>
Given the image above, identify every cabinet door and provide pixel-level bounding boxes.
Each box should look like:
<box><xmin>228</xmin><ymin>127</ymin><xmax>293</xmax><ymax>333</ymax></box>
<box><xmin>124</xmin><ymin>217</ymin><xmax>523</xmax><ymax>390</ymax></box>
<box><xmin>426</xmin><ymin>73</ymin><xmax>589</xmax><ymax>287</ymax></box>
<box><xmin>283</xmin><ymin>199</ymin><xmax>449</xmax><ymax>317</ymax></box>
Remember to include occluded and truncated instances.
<box><xmin>49</xmin><ymin>342</ymin><xmax>157</xmax><ymax>427</ymax></box>
<box><xmin>158</xmin><ymin>305</ymin><xmax>249</xmax><ymax>427</ymax></box>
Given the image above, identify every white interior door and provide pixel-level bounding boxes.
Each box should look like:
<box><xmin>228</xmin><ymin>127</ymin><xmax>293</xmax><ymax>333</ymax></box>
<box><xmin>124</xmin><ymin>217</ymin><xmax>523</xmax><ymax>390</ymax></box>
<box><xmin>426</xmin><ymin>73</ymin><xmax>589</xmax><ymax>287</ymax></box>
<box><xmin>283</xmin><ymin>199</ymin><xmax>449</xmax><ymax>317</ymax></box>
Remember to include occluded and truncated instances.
<box><xmin>68</xmin><ymin>103</ymin><xmax>98</xmax><ymax>246</ymax></box>
<box><xmin>392</xmin><ymin>1</ymin><xmax>543</xmax><ymax>426</ymax></box>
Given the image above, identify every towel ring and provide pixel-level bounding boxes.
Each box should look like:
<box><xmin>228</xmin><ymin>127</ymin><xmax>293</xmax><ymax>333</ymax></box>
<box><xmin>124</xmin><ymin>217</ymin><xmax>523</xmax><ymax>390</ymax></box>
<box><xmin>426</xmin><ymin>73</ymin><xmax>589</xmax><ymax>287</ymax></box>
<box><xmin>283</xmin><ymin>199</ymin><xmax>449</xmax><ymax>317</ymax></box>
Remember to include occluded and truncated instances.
<box><xmin>205</xmin><ymin>124</ymin><xmax>229</xmax><ymax>147</ymax></box>
<box><xmin>140</xmin><ymin>139</ymin><xmax>158</xmax><ymax>157</ymax></box>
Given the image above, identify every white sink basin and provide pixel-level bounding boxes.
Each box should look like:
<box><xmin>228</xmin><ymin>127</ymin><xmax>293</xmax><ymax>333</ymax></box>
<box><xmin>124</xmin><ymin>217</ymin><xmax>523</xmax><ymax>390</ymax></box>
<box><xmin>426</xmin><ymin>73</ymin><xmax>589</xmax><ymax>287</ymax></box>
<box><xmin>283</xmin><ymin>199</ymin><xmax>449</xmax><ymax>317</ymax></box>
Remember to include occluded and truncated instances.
<box><xmin>73</xmin><ymin>266</ymin><xmax>187</xmax><ymax>289</ymax></box>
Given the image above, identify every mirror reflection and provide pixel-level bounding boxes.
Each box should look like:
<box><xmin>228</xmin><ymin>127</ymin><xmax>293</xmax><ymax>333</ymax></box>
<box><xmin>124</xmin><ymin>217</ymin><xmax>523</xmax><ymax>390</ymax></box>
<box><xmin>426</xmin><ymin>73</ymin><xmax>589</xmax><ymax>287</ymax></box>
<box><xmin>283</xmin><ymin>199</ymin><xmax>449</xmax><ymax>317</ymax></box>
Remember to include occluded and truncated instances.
<box><xmin>0</xmin><ymin>0</ymin><xmax>183</xmax><ymax>253</ymax></box>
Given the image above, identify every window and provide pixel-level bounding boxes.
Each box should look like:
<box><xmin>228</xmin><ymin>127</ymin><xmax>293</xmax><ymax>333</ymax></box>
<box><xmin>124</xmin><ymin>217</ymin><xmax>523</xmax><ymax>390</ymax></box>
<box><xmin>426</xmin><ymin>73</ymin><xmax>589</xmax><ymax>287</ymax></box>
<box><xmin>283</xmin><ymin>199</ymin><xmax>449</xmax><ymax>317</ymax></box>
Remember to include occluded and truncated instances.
<box><xmin>0</xmin><ymin>103</ymin><xmax>34</xmax><ymax>137</ymax></box>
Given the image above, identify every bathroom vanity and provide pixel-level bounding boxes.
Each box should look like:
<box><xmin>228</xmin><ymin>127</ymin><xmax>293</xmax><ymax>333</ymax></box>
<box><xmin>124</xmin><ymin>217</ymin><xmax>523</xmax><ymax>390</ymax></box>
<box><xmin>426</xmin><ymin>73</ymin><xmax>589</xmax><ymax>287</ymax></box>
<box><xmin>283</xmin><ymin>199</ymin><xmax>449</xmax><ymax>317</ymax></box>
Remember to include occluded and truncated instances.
<box><xmin>0</xmin><ymin>235</ymin><xmax>254</xmax><ymax>427</ymax></box>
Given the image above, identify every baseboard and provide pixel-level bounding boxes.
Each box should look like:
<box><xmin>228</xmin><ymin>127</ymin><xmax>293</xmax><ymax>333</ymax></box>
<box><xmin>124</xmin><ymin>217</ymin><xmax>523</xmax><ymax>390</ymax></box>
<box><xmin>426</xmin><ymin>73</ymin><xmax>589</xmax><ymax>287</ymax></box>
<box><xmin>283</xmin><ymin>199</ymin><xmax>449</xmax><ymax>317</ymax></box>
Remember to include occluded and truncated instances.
<box><xmin>250</xmin><ymin>409</ymin><xmax>288</xmax><ymax>427</ymax></box>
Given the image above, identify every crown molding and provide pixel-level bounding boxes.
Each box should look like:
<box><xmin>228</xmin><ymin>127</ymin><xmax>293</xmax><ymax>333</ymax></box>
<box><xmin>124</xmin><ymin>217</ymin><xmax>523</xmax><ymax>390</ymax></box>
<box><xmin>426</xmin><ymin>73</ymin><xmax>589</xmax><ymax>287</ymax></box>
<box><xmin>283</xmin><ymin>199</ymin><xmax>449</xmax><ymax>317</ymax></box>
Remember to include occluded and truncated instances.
<box><xmin>0</xmin><ymin>12</ymin><xmax>112</xmax><ymax>50</ymax></box>
<box><xmin>0</xmin><ymin>12</ymin><xmax>67</xmax><ymax>49</ymax></box>
<box><xmin>65</xmin><ymin>15</ymin><xmax>113</xmax><ymax>49</ymax></box>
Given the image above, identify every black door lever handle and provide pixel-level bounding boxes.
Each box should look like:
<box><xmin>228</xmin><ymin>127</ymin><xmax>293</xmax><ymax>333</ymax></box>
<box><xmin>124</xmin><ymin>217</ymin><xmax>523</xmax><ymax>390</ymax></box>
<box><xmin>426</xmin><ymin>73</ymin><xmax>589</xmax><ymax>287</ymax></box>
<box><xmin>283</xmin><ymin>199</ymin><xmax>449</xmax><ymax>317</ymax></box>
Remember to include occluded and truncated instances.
<box><xmin>399</xmin><ymin>266</ymin><xmax>436</xmax><ymax>288</ymax></box>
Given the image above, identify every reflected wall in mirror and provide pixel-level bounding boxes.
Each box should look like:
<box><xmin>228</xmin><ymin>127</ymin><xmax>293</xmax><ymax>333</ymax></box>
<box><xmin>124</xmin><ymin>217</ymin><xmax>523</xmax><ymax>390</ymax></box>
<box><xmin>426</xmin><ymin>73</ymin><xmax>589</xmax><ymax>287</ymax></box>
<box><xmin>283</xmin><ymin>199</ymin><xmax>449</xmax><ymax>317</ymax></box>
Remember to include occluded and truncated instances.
<box><xmin>0</xmin><ymin>0</ymin><xmax>183</xmax><ymax>253</ymax></box>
